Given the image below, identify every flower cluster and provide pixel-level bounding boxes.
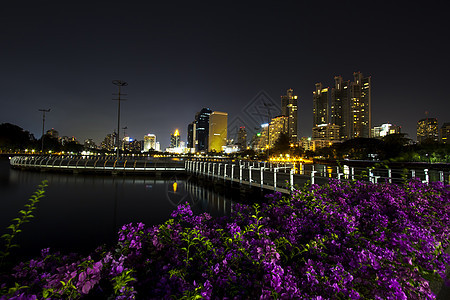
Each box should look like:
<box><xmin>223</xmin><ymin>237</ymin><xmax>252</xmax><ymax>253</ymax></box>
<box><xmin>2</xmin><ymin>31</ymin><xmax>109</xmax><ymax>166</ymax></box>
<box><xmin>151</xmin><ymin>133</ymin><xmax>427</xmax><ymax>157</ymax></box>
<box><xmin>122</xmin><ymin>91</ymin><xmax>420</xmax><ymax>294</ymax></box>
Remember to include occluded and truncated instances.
<box><xmin>1</xmin><ymin>179</ymin><xmax>449</xmax><ymax>299</ymax></box>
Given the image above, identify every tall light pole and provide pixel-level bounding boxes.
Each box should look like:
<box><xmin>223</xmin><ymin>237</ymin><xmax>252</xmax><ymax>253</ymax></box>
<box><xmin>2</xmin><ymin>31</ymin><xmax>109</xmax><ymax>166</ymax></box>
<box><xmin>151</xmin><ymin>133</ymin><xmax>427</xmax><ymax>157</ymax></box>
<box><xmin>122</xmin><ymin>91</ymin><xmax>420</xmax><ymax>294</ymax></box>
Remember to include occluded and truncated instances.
<box><xmin>112</xmin><ymin>80</ymin><xmax>127</xmax><ymax>159</ymax></box>
<box><xmin>39</xmin><ymin>108</ymin><xmax>50</xmax><ymax>154</ymax></box>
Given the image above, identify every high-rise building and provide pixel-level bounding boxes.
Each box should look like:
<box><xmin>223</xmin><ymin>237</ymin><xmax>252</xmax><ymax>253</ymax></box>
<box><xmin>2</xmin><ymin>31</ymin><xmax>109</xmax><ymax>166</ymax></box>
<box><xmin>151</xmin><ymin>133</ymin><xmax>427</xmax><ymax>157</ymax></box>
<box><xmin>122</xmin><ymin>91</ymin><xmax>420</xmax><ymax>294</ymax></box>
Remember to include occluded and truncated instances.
<box><xmin>349</xmin><ymin>72</ymin><xmax>371</xmax><ymax>138</ymax></box>
<box><xmin>280</xmin><ymin>89</ymin><xmax>298</xmax><ymax>143</ymax></box>
<box><xmin>170</xmin><ymin>129</ymin><xmax>181</xmax><ymax>148</ymax></box>
<box><xmin>441</xmin><ymin>123</ymin><xmax>450</xmax><ymax>144</ymax></box>
<box><xmin>187</xmin><ymin>122</ymin><xmax>196</xmax><ymax>149</ymax></box>
<box><xmin>417</xmin><ymin>118</ymin><xmax>439</xmax><ymax>143</ymax></box>
<box><xmin>194</xmin><ymin>108</ymin><xmax>212</xmax><ymax>152</ymax></box>
<box><xmin>331</xmin><ymin>76</ymin><xmax>350</xmax><ymax>140</ymax></box>
<box><xmin>208</xmin><ymin>111</ymin><xmax>228</xmax><ymax>152</ymax></box>
<box><xmin>325</xmin><ymin>72</ymin><xmax>371</xmax><ymax>140</ymax></box>
<box><xmin>237</xmin><ymin>126</ymin><xmax>247</xmax><ymax>149</ymax></box>
<box><xmin>313</xmin><ymin>83</ymin><xmax>329</xmax><ymax>126</ymax></box>
<box><xmin>144</xmin><ymin>134</ymin><xmax>157</xmax><ymax>151</ymax></box>
<box><xmin>269</xmin><ymin>116</ymin><xmax>289</xmax><ymax>148</ymax></box>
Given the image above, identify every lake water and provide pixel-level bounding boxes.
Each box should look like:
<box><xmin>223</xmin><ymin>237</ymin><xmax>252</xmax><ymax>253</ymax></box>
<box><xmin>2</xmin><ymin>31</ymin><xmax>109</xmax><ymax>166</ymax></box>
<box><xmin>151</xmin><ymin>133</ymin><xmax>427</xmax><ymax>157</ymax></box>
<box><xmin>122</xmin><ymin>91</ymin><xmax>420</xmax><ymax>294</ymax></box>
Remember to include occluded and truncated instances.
<box><xmin>0</xmin><ymin>158</ymin><xmax>265</xmax><ymax>259</ymax></box>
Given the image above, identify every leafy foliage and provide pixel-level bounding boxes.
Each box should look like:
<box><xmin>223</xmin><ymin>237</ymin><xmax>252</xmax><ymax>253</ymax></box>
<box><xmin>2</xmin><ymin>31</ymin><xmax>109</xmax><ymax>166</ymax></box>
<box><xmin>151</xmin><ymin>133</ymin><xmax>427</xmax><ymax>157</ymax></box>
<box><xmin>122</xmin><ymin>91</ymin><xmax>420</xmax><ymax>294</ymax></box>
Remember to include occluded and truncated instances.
<box><xmin>0</xmin><ymin>180</ymin><xmax>48</xmax><ymax>265</ymax></box>
<box><xmin>0</xmin><ymin>179</ymin><xmax>449</xmax><ymax>299</ymax></box>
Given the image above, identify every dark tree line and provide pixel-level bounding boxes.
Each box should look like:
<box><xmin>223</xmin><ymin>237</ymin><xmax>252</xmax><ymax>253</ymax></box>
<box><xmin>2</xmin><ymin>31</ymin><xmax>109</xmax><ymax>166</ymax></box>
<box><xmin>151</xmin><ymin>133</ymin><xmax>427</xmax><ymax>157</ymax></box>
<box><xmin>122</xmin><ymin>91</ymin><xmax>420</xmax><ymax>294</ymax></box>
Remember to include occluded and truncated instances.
<box><xmin>0</xmin><ymin>123</ymin><xmax>83</xmax><ymax>153</ymax></box>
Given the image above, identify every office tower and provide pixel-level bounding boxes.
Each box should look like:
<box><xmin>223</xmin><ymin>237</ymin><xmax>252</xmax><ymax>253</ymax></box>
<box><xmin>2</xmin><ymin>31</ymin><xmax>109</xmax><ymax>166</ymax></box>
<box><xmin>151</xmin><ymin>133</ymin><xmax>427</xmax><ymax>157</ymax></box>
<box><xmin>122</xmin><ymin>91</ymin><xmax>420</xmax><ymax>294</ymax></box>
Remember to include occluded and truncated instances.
<box><xmin>237</xmin><ymin>126</ymin><xmax>247</xmax><ymax>149</ymax></box>
<box><xmin>417</xmin><ymin>118</ymin><xmax>439</xmax><ymax>143</ymax></box>
<box><xmin>170</xmin><ymin>129</ymin><xmax>180</xmax><ymax>148</ymax></box>
<box><xmin>441</xmin><ymin>123</ymin><xmax>450</xmax><ymax>144</ymax></box>
<box><xmin>280</xmin><ymin>89</ymin><xmax>298</xmax><ymax>143</ymax></box>
<box><xmin>313</xmin><ymin>83</ymin><xmax>329</xmax><ymax>126</ymax></box>
<box><xmin>269</xmin><ymin>116</ymin><xmax>289</xmax><ymax>148</ymax></box>
<box><xmin>195</xmin><ymin>108</ymin><xmax>212</xmax><ymax>151</ymax></box>
<box><xmin>349</xmin><ymin>72</ymin><xmax>371</xmax><ymax>138</ymax></box>
<box><xmin>328</xmin><ymin>72</ymin><xmax>371</xmax><ymax>140</ymax></box>
<box><xmin>331</xmin><ymin>76</ymin><xmax>350</xmax><ymax>139</ymax></box>
<box><xmin>187</xmin><ymin>122</ymin><xmax>196</xmax><ymax>149</ymax></box>
<box><xmin>144</xmin><ymin>134</ymin><xmax>156</xmax><ymax>151</ymax></box>
<box><xmin>208</xmin><ymin>111</ymin><xmax>228</xmax><ymax>152</ymax></box>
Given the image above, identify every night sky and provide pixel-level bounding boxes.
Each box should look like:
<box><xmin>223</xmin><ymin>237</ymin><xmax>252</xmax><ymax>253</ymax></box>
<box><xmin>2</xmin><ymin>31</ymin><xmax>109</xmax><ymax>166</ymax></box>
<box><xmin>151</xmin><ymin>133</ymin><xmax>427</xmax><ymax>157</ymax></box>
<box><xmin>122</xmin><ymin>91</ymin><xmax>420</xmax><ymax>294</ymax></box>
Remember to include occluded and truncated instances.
<box><xmin>1</xmin><ymin>1</ymin><xmax>449</xmax><ymax>148</ymax></box>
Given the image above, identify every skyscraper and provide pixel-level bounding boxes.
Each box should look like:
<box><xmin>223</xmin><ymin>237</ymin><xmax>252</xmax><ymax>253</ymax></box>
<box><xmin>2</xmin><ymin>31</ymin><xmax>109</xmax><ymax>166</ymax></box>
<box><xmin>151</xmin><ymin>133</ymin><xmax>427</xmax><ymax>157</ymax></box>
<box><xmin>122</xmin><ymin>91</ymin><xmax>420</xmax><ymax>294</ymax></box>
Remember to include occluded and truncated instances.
<box><xmin>187</xmin><ymin>122</ymin><xmax>196</xmax><ymax>149</ymax></box>
<box><xmin>326</xmin><ymin>72</ymin><xmax>371</xmax><ymax>140</ymax></box>
<box><xmin>313</xmin><ymin>83</ymin><xmax>329</xmax><ymax>126</ymax></box>
<box><xmin>170</xmin><ymin>129</ymin><xmax>180</xmax><ymax>148</ymax></box>
<box><xmin>208</xmin><ymin>111</ymin><xmax>228</xmax><ymax>152</ymax></box>
<box><xmin>280</xmin><ymin>89</ymin><xmax>298</xmax><ymax>143</ymax></box>
<box><xmin>195</xmin><ymin>108</ymin><xmax>212</xmax><ymax>152</ymax></box>
<box><xmin>331</xmin><ymin>76</ymin><xmax>350</xmax><ymax>140</ymax></box>
<box><xmin>349</xmin><ymin>72</ymin><xmax>371</xmax><ymax>138</ymax></box>
<box><xmin>417</xmin><ymin>118</ymin><xmax>439</xmax><ymax>143</ymax></box>
<box><xmin>237</xmin><ymin>126</ymin><xmax>247</xmax><ymax>149</ymax></box>
<box><xmin>144</xmin><ymin>134</ymin><xmax>156</xmax><ymax>151</ymax></box>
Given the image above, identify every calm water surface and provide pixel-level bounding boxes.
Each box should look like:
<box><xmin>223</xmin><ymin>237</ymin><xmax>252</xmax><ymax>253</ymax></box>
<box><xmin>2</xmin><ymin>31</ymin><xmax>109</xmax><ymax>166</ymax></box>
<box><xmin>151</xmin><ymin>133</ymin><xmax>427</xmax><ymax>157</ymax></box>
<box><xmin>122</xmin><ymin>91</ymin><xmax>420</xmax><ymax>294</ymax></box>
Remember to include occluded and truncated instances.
<box><xmin>0</xmin><ymin>158</ymin><xmax>264</xmax><ymax>259</ymax></box>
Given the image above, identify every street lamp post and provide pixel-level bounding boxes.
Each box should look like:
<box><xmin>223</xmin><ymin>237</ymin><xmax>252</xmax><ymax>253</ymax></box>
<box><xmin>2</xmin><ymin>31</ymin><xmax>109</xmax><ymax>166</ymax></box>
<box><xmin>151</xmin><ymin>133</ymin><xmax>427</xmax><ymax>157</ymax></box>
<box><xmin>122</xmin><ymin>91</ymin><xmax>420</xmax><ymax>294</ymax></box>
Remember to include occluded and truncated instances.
<box><xmin>38</xmin><ymin>109</ymin><xmax>50</xmax><ymax>154</ymax></box>
<box><xmin>112</xmin><ymin>80</ymin><xmax>128</xmax><ymax>159</ymax></box>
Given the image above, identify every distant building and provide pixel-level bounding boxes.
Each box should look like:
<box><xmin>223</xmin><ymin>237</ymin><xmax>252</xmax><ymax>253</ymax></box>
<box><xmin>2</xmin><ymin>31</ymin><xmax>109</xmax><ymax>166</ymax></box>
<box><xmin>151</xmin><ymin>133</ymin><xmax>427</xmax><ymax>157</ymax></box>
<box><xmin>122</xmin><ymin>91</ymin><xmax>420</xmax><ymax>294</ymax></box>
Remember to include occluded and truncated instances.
<box><xmin>208</xmin><ymin>111</ymin><xmax>228</xmax><ymax>152</ymax></box>
<box><xmin>441</xmin><ymin>123</ymin><xmax>450</xmax><ymax>144</ymax></box>
<box><xmin>325</xmin><ymin>72</ymin><xmax>371</xmax><ymax>140</ymax></box>
<box><xmin>144</xmin><ymin>134</ymin><xmax>157</xmax><ymax>151</ymax></box>
<box><xmin>237</xmin><ymin>126</ymin><xmax>247</xmax><ymax>150</ymax></box>
<box><xmin>187</xmin><ymin>122</ymin><xmax>196</xmax><ymax>150</ymax></box>
<box><xmin>312</xmin><ymin>124</ymin><xmax>340</xmax><ymax>141</ymax></box>
<box><xmin>417</xmin><ymin>118</ymin><xmax>438</xmax><ymax>143</ymax></box>
<box><xmin>46</xmin><ymin>128</ymin><xmax>59</xmax><ymax>139</ymax></box>
<box><xmin>281</xmin><ymin>89</ymin><xmax>298</xmax><ymax>143</ymax></box>
<box><xmin>170</xmin><ymin>129</ymin><xmax>181</xmax><ymax>148</ymax></box>
<box><xmin>101</xmin><ymin>132</ymin><xmax>117</xmax><ymax>151</ymax></box>
<box><xmin>371</xmin><ymin>123</ymin><xmax>401</xmax><ymax>138</ymax></box>
<box><xmin>195</xmin><ymin>108</ymin><xmax>212</xmax><ymax>152</ymax></box>
<box><xmin>313</xmin><ymin>83</ymin><xmax>329</xmax><ymax>127</ymax></box>
<box><xmin>84</xmin><ymin>139</ymin><xmax>96</xmax><ymax>149</ymax></box>
<box><xmin>269</xmin><ymin>116</ymin><xmax>289</xmax><ymax>148</ymax></box>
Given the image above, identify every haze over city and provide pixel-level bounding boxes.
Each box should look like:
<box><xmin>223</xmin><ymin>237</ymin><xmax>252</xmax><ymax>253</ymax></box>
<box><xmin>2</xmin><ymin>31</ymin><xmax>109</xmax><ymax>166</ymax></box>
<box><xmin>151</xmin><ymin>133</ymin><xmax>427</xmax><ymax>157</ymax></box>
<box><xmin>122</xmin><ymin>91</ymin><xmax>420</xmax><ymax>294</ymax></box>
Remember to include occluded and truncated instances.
<box><xmin>1</xmin><ymin>1</ymin><xmax>449</xmax><ymax>148</ymax></box>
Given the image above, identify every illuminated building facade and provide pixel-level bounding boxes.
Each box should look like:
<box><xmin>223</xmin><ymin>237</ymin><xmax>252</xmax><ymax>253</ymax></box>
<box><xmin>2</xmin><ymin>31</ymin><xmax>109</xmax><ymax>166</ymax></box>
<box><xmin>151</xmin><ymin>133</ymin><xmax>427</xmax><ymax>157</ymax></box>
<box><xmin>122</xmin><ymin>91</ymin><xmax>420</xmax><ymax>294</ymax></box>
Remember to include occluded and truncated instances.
<box><xmin>312</xmin><ymin>124</ymin><xmax>340</xmax><ymax>141</ymax></box>
<box><xmin>317</xmin><ymin>72</ymin><xmax>371</xmax><ymax>141</ymax></box>
<box><xmin>313</xmin><ymin>83</ymin><xmax>329</xmax><ymax>126</ymax></box>
<box><xmin>417</xmin><ymin>118</ymin><xmax>439</xmax><ymax>143</ymax></box>
<box><xmin>170</xmin><ymin>129</ymin><xmax>181</xmax><ymax>148</ymax></box>
<box><xmin>143</xmin><ymin>134</ymin><xmax>157</xmax><ymax>151</ymax></box>
<box><xmin>269</xmin><ymin>116</ymin><xmax>288</xmax><ymax>148</ymax></box>
<box><xmin>349</xmin><ymin>72</ymin><xmax>371</xmax><ymax>139</ymax></box>
<box><xmin>281</xmin><ymin>89</ymin><xmax>298</xmax><ymax>143</ymax></box>
<box><xmin>441</xmin><ymin>123</ymin><xmax>450</xmax><ymax>144</ymax></box>
<box><xmin>371</xmin><ymin>123</ymin><xmax>401</xmax><ymax>139</ymax></box>
<box><xmin>208</xmin><ymin>111</ymin><xmax>228</xmax><ymax>152</ymax></box>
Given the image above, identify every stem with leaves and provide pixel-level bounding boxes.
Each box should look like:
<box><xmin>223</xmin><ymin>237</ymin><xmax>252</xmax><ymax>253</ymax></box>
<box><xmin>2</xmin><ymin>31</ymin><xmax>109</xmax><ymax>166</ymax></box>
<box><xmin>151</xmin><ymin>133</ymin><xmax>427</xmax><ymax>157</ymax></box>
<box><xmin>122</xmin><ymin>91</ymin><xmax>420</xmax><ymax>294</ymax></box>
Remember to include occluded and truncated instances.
<box><xmin>0</xmin><ymin>180</ymin><xmax>48</xmax><ymax>265</ymax></box>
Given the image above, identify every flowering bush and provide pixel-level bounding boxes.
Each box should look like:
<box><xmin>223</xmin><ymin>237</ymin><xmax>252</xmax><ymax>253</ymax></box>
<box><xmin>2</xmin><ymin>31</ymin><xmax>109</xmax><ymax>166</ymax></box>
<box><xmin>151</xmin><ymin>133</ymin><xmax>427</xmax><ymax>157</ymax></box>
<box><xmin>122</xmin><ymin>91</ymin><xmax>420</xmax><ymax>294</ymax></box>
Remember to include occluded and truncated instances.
<box><xmin>1</xmin><ymin>179</ymin><xmax>449</xmax><ymax>299</ymax></box>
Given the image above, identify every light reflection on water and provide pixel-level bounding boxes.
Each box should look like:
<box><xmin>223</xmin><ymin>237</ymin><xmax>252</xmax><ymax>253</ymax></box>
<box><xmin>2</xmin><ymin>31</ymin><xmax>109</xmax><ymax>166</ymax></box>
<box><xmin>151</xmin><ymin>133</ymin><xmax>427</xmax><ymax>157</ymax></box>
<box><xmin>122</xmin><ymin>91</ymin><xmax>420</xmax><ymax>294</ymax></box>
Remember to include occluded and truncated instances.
<box><xmin>0</xmin><ymin>159</ymin><xmax>242</xmax><ymax>258</ymax></box>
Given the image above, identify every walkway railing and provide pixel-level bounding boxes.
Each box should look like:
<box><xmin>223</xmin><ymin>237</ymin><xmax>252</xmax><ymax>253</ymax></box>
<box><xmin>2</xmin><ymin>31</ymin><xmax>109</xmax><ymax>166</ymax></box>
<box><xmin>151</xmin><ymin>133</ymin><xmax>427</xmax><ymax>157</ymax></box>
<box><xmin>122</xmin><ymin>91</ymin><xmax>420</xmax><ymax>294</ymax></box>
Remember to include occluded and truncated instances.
<box><xmin>185</xmin><ymin>160</ymin><xmax>449</xmax><ymax>194</ymax></box>
<box><xmin>9</xmin><ymin>156</ymin><xmax>185</xmax><ymax>173</ymax></box>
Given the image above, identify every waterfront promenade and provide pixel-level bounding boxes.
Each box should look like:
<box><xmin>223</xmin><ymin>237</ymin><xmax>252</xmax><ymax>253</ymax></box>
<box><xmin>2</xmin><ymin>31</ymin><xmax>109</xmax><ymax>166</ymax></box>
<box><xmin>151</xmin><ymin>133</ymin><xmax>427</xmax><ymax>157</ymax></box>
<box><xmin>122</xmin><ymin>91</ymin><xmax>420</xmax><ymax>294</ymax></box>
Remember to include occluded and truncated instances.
<box><xmin>9</xmin><ymin>156</ymin><xmax>450</xmax><ymax>194</ymax></box>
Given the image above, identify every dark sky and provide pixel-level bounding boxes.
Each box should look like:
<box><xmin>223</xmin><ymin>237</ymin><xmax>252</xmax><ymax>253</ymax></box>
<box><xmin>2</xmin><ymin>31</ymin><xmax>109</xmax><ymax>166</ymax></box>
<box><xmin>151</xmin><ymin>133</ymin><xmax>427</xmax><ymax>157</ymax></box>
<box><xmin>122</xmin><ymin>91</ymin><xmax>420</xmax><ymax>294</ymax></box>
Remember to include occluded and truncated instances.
<box><xmin>1</xmin><ymin>0</ymin><xmax>449</xmax><ymax>148</ymax></box>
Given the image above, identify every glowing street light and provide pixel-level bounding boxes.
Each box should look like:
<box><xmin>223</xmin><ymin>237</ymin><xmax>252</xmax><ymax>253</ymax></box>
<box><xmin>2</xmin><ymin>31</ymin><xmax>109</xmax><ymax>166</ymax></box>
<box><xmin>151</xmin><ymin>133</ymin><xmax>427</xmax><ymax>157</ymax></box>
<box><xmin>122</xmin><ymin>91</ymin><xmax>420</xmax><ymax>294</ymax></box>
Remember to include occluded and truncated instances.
<box><xmin>112</xmin><ymin>80</ymin><xmax>128</xmax><ymax>159</ymax></box>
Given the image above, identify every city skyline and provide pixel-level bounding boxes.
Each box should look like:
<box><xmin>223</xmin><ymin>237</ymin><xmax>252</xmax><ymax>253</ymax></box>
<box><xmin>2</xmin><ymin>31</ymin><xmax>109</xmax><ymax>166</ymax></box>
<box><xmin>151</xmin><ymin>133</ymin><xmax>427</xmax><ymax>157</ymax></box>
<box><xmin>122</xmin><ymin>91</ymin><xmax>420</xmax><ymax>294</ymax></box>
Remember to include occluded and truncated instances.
<box><xmin>1</xmin><ymin>1</ymin><xmax>449</xmax><ymax>148</ymax></box>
